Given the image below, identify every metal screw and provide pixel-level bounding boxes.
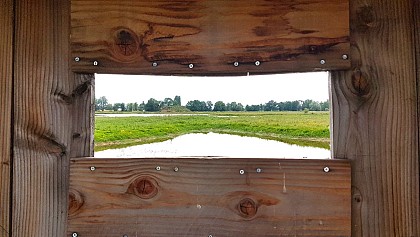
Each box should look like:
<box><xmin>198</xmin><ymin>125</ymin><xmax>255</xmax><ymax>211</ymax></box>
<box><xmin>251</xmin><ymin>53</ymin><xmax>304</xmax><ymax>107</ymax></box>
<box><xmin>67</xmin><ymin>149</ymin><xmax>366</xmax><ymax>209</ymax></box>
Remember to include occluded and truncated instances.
<box><xmin>93</xmin><ymin>61</ymin><xmax>98</xmax><ymax>66</ymax></box>
<box><xmin>123</xmin><ymin>235</ymin><xmax>128</xmax><ymax>237</ymax></box>
<box><xmin>208</xmin><ymin>235</ymin><xmax>213</xmax><ymax>237</ymax></box>
<box><xmin>72</xmin><ymin>233</ymin><xmax>78</xmax><ymax>237</ymax></box>
<box><xmin>323</xmin><ymin>167</ymin><xmax>330</xmax><ymax>173</ymax></box>
<box><xmin>342</xmin><ymin>54</ymin><xmax>349</xmax><ymax>60</ymax></box>
<box><xmin>233</xmin><ymin>62</ymin><xmax>239</xmax><ymax>67</ymax></box>
<box><xmin>156</xmin><ymin>166</ymin><xmax>161</xmax><ymax>171</ymax></box>
<box><xmin>74</xmin><ymin>57</ymin><xmax>80</xmax><ymax>62</ymax></box>
<box><xmin>152</xmin><ymin>62</ymin><xmax>158</xmax><ymax>67</ymax></box>
<box><xmin>188</xmin><ymin>64</ymin><xmax>194</xmax><ymax>69</ymax></box>
<box><xmin>174</xmin><ymin>167</ymin><xmax>179</xmax><ymax>172</ymax></box>
<box><xmin>255</xmin><ymin>61</ymin><xmax>261</xmax><ymax>66</ymax></box>
<box><xmin>239</xmin><ymin>169</ymin><xmax>245</xmax><ymax>175</ymax></box>
<box><xmin>90</xmin><ymin>166</ymin><xmax>95</xmax><ymax>171</ymax></box>
<box><xmin>320</xmin><ymin>59</ymin><xmax>326</xmax><ymax>65</ymax></box>
<box><xmin>256</xmin><ymin>168</ymin><xmax>262</xmax><ymax>173</ymax></box>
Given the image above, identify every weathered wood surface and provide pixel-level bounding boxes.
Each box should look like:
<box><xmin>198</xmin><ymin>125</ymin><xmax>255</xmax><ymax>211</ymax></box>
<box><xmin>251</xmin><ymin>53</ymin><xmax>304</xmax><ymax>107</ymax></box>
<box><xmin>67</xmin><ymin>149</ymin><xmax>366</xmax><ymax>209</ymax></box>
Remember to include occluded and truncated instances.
<box><xmin>71</xmin><ymin>74</ymin><xmax>95</xmax><ymax>158</ymax></box>
<box><xmin>71</xmin><ymin>0</ymin><xmax>350</xmax><ymax>75</ymax></box>
<box><xmin>13</xmin><ymin>0</ymin><xmax>72</xmax><ymax>236</ymax></box>
<box><xmin>68</xmin><ymin>158</ymin><xmax>351</xmax><ymax>237</ymax></box>
<box><xmin>330</xmin><ymin>0</ymin><xmax>419</xmax><ymax>236</ymax></box>
<box><xmin>0</xmin><ymin>0</ymin><xmax>13</xmax><ymax>236</ymax></box>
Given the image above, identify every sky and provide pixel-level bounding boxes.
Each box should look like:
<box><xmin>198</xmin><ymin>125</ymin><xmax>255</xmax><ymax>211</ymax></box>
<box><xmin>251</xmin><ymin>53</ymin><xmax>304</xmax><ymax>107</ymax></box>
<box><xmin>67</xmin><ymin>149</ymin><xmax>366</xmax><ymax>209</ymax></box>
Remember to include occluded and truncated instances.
<box><xmin>95</xmin><ymin>72</ymin><xmax>329</xmax><ymax>106</ymax></box>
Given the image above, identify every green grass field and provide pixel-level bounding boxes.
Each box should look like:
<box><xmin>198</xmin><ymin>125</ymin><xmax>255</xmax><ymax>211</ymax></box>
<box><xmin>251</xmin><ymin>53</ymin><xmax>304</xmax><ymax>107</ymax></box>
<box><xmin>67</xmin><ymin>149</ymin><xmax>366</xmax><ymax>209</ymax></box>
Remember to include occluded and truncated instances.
<box><xmin>95</xmin><ymin>111</ymin><xmax>330</xmax><ymax>151</ymax></box>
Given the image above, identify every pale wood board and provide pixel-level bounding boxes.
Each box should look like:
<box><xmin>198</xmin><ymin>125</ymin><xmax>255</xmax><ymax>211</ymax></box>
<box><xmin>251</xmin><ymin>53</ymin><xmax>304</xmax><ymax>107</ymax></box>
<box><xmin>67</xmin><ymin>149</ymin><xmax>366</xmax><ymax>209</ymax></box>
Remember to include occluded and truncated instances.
<box><xmin>330</xmin><ymin>0</ymin><xmax>420</xmax><ymax>236</ymax></box>
<box><xmin>0</xmin><ymin>0</ymin><xmax>13</xmax><ymax>236</ymax></box>
<box><xmin>68</xmin><ymin>158</ymin><xmax>351</xmax><ymax>237</ymax></box>
<box><xmin>12</xmin><ymin>0</ymin><xmax>72</xmax><ymax>236</ymax></box>
<box><xmin>71</xmin><ymin>0</ymin><xmax>350</xmax><ymax>75</ymax></box>
<box><xmin>71</xmin><ymin>74</ymin><xmax>95</xmax><ymax>158</ymax></box>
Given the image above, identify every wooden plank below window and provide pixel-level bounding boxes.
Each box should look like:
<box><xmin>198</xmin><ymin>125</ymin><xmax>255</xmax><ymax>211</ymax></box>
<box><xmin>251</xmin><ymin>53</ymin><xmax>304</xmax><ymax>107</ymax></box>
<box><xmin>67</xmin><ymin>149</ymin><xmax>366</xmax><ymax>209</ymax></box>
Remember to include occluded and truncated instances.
<box><xmin>68</xmin><ymin>158</ymin><xmax>351</xmax><ymax>237</ymax></box>
<box><xmin>71</xmin><ymin>0</ymin><xmax>350</xmax><ymax>75</ymax></box>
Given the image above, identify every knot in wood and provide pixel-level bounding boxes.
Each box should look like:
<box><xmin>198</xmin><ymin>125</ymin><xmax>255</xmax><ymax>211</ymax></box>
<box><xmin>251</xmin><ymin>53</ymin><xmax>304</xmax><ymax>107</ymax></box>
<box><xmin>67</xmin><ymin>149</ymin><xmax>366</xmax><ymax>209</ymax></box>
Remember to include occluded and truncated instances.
<box><xmin>238</xmin><ymin>198</ymin><xmax>257</xmax><ymax>218</ymax></box>
<box><xmin>114</xmin><ymin>28</ymin><xmax>138</xmax><ymax>56</ymax></box>
<box><xmin>128</xmin><ymin>177</ymin><xmax>158</xmax><ymax>199</ymax></box>
<box><xmin>351</xmin><ymin>70</ymin><xmax>370</xmax><ymax>97</ymax></box>
<box><xmin>68</xmin><ymin>190</ymin><xmax>84</xmax><ymax>216</ymax></box>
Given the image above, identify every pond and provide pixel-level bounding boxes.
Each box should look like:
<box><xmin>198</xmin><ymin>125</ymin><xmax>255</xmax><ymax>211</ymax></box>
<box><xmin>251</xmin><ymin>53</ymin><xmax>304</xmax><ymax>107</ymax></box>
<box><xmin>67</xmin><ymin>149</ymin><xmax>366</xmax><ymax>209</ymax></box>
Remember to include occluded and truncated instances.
<box><xmin>95</xmin><ymin>132</ymin><xmax>330</xmax><ymax>159</ymax></box>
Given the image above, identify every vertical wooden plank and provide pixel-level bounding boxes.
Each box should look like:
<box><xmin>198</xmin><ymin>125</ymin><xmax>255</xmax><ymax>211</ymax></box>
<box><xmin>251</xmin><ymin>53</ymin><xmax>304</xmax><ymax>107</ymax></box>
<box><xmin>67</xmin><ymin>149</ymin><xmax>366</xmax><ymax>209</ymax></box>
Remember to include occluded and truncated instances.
<box><xmin>330</xmin><ymin>0</ymin><xmax>419</xmax><ymax>236</ymax></box>
<box><xmin>71</xmin><ymin>74</ymin><xmax>95</xmax><ymax>158</ymax></box>
<box><xmin>13</xmin><ymin>0</ymin><xmax>71</xmax><ymax>236</ymax></box>
<box><xmin>0</xmin><ymin>0</ymin><xmax>13</xmax><ymax>236</ymax></box>
<box><xmin>414</xmin><ymin>0</ymin><xmax>420</xmax><ymax>230</ymax></box>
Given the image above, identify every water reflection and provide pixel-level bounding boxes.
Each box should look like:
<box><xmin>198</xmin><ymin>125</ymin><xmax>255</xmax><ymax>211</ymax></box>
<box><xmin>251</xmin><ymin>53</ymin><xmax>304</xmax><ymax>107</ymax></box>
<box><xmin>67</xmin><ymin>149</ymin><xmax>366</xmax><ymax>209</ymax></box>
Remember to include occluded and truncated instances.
<box><xmin>95</xmin><ymin>132</ymin><xmax>330</xmax><ymax>159</ymax></box>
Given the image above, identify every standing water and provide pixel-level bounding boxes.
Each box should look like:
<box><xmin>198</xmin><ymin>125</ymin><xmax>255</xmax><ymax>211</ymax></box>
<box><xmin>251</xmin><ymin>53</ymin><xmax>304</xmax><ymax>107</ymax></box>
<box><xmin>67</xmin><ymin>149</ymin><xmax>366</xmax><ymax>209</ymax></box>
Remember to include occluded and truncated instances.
<box><xmin>95</xmin><ymin>132</ymin><xmax>330</xmax><ymax>159</ymax></box>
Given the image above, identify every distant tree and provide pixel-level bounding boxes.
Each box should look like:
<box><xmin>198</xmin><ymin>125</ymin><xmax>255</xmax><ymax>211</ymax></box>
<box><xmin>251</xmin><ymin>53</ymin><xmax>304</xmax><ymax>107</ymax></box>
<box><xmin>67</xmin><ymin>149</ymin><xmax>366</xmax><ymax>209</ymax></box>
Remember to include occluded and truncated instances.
<box><xmin>145</xmin><ymin>98</ymin><xmax>160</xmax><ymax>112</ymax></box>
<box><xmin>320</xmin><ymin>100</ymin><xmax>330</xmax><ymax>111</ymax></box>
<box><xmin>126</xmin><ymin>103</ymin><xmax>134</xmax><ymax>112</ymax></box>
<box><xmin>264</xmin><ymin>100</ymin><xmax>278</xmax><ymax>111</ymax></box>
<box><xmin>95</xmin><ymin>96</ymin><xmax>108</xmax><ymax>111</ymax></box>
<box><xmin>245</xmin><ymin>104</ymin><xmax>260</xmax><ymax>111</ymax></box>
<box><xmin>133</xmin><ymin>102</ymin><xmax>139</xmax><ymax>111</ymax></box>
<box><xmin>227</xmin><ymin>102</ymin><xmax>244</xmax><ymax>111</ymax></box>
<box><xmin>206</xmin><ymin>101</ymin><xmax>213</xmax><ymax>111</ymax></box>
<box><xmin>186</xmin><ymin>100</ymin><xmax>209</xmax><ymax>111</ymax></box>
<box><xmin>174</xmin><ymin>95</ymin><xmax>181</xmax><ymax>106</ymax></box>
<box><xmin>213</xmin><ymin>101</ymin><xmax>227</xmax><ymax>111</ymax></box>
<box><xmin>309</xmin><ymin>101</ymin><xmax>321</xmax><ymax>111</ymax></box>
<box><xmin>113</xmin><ymin>102</ymin><xmax>126</xmax><ymax>111</ymax></box>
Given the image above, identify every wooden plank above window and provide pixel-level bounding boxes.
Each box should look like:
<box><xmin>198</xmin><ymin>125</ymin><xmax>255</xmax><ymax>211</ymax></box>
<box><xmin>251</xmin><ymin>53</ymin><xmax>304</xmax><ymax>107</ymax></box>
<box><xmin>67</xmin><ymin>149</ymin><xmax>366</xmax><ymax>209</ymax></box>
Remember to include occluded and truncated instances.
<box><xmin>71</xmin><ymin>0</ymin><xmax>349</xmax><ymax>75</ymax></box>
<box><xmin>68</xmin><ymin>158</ymin><xmax>351</xmax><ymax>236</ymax></box>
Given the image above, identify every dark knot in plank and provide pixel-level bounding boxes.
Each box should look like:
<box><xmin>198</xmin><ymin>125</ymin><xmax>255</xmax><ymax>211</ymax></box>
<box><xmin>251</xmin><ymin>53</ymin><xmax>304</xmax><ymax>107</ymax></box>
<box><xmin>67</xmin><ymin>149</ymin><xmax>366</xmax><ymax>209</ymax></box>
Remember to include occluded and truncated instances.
<box><xmin>237</xmin><ymin>198</ymin><xmax>258</xmax><ymax>218</ymax></box>
<box><xmin>128</xmin><ymin>176</ymin><xmax>159</xmax><ymax>199</ymax></box>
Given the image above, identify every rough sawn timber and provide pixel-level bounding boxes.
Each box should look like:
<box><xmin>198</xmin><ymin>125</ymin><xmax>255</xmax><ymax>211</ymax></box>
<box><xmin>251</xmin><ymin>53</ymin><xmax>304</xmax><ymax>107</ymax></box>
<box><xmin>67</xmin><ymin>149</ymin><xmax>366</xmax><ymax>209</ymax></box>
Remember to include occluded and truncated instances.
<box><xmin>330</xmin><ymin>0</ymin><xmax>420</xmax><ymax>236</ymax></box>
<box><xmin>68</xmin><ymin>158</ymin><xmax>351</xmax><ymax>237</ymax></box>
<box><xmin>0</xmin><ymin>0</ymin><xmax>13</xmax><ymax>236</ymax></box>
<box><xmin>71</xmin><ymin>0</ymin><xmax>350</xmax><ymax>75</ymax></box>
<box><xmin>12</xmin><ymin>0</ymin><xmax>72</xmax><ymax>236</ymax></box>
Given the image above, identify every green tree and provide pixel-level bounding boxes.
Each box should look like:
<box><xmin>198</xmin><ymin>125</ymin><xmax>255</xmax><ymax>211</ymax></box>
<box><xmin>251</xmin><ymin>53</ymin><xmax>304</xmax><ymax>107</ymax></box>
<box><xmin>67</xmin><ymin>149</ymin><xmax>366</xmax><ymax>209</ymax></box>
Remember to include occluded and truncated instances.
<box><xmin>95</xmin><ymin>96</ymin><xmax>108</xmax><ymax>111</ymax></box>
<box><xmin>213</xmin><ymin>101</ymin><xmax>226</xmax><ymax>111</ymax></box>
<box><xmin>145</xmin><ymin>98</ymin><xmax>160</xmax><ymax>112</ymax></box>
<box><xmin>174</xmin><ymin>95</ymin><xmax>181</xmax><ymax>106</ymax></box>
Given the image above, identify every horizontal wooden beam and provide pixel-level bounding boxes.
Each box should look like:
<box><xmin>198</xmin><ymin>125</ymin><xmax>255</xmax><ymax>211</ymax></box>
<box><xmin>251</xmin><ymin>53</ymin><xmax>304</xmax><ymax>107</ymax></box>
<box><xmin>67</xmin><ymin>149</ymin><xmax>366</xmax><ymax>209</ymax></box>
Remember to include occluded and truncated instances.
<box><xmin>68</xmin><ymin>158</ymin><xmax>351</xmax><ymax>237</ymax></box>
<box><xmin>71</xmin><ymin>0</ymin><xmax>350</xmax><ymax>75</ymax></box>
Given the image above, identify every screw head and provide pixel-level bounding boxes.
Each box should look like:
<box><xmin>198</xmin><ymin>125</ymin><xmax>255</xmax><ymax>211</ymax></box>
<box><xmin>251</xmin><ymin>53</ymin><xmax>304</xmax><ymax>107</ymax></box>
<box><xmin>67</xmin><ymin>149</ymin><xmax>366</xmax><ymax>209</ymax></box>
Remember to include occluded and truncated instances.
<box><xmin>323</xmin><ymin>167</ymin><xmax>330</xmax><ymax>173</ymax></box>
<box><xmin>72</xmin><ymin>233</ymin><xmax>78</xmax><ymax>237</ymax></box>
<box><xmin>174</xmin><ymin>167</ymin><xmax>179</xmax><ymax>172</ymax></box>
<box><xmin>155</xmin><ymin>166</ymin><xmax>161</xmax><ymax>171</ymax></box>
<box><xmin>123</xmin><ymin>235</ymin><xmax>128</xmax><ymax>237</ymax></box>
<box><xmin>256</xmin><ymin>168</ymin><xmax>262</xmax><ymax>173</ymax></box>
<box><xmin>152</xmin><ymin>62</ymin><xmax>158</xmax><ymax>67</ymax></box>
<box><xmin>239</xmin><ymin>169</ymin><xmax>245</xmax><ymax>175</ymax></box>
<box><xmin>208</xmin><ymin>235</ymin><xmax>213</xmax><ymax>237</ymax></box>
<box><xmin>90</xmin><ymin>166</ymin><xmax>95</xmax><ymax>171</ymax></box>
<box><xmin>93</xmin><ymin>61</ymin><xmax>98</xmax><ymax>66</ymax></box>
<box><xmin>255</xmin><ymin>61</ymin><xmax>261</xmax><ymax>66</ymax></box>
<box><xmin>233</xmin><ymin>62</ymin><xmax>239</xmax><ymax>67</ymax></box>
<box><xmin>320</xmin><ymin>59</ymin><xmax>326</xmax><ymax>65</ymax></box>
<box><xmin>188</xmin><ymin>64</ymin><xmax>194</xmax><ymax>69</ymax></box>
<box><xmin>342</xmin><ymin>54</ymin><xmax>349</xmax><ymax>60</ymax></box>
<box><xmin>74</xmin><ymin>57</ymin><xmax>80</xmax><ymax>62</ymax></box>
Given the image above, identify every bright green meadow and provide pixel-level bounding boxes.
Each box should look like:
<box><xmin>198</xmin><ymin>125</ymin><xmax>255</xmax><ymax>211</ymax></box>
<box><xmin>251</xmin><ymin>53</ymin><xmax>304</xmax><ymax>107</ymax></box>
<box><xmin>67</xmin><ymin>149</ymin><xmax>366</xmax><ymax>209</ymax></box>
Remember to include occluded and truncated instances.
<box><xmin>95</xmin><ymin>111</ymin><xmax>330</xmax><ymax>151</ymax></box>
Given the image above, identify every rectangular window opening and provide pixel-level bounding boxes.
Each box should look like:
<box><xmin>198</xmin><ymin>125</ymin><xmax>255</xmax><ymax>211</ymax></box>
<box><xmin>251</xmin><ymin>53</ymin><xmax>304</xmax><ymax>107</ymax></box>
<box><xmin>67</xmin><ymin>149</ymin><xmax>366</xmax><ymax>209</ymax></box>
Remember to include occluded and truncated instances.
<box><xmin>93</xmin><ymin>72</ymin><xmax>331</xmax><ymax>159</ymax></box>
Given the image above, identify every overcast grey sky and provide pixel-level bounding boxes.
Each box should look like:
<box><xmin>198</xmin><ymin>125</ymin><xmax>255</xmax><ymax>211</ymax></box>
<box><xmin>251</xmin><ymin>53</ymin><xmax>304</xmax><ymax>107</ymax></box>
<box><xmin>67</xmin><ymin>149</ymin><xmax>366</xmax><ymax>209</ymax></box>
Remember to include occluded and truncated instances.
<box><xmin>95</xmin><ymin>72</ymin><xmax>329</xmax><ymax>106</ymax></box>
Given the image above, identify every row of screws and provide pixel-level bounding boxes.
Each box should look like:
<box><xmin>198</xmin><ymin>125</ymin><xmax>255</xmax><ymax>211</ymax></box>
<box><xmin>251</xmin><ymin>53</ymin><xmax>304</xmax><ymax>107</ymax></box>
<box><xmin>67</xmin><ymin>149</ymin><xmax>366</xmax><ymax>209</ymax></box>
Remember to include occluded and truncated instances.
<box><xmin>74</xmin><ymin>55</ymin><xmax>349</xmax><ymax>67</ymax></box>
<box><xmin>89</xmin><ymin>166</ymin><xmax>330</xmax><ymax>173</ymax></box>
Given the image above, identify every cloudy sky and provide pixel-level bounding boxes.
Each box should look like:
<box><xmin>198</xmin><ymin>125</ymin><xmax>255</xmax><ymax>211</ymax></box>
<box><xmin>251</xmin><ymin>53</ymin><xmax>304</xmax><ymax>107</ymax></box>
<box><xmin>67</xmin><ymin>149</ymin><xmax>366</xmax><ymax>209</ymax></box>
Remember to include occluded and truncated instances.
<box><xmin>95</xmin><ymin>72</ymin><xmax>329</xmax><ymax>106</ymax></box>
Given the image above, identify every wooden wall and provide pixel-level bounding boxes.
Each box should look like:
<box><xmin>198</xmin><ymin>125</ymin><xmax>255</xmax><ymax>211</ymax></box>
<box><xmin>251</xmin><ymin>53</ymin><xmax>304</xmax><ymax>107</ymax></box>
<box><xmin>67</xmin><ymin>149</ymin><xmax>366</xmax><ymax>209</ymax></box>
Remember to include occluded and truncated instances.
<box><xmin>330</xmin><ymin>0</ymin><xmax>420</xmax><ymax>236</ymax></box>
<box><xmin>0</xmin><ymin>1</ymin><xmax>13</xmax><ymax>236</ymax></box>
<box><xmin>0</xmin><ymin>0</ymin><xmax>418</xmax><ymax>236</ymax></box>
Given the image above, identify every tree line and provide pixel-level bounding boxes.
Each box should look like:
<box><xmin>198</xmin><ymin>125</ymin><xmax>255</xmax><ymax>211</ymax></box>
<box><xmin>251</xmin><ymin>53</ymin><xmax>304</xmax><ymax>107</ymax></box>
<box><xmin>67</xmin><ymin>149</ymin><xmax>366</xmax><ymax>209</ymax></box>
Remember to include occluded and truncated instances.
<box><xmin>95</xmin><ymin>96</ymin><xmax>329</xmax><ymax>112</ymax></box>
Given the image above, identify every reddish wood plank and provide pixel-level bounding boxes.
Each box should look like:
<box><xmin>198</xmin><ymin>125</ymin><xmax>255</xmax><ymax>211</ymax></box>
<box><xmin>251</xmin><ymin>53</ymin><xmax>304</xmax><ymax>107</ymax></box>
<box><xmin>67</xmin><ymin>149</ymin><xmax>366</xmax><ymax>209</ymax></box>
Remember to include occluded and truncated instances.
<box><xmin>71</xmin><ymin>0</ymin><xmax>350</xmax><ymax>75</ymax></box>
<box><xmin>68</xmin><ymin>158</ymin><xmax>351</xmax><ymax>237</ymax></box>
<box><xmin>330</xmin><ymin>0</ymin><xmax>420</xmax><ymax>235</ymax></box>
<box><xmin>0</xmin><ymin>0</ymin><xmax>13</xmax><ymax>236</ymax></box>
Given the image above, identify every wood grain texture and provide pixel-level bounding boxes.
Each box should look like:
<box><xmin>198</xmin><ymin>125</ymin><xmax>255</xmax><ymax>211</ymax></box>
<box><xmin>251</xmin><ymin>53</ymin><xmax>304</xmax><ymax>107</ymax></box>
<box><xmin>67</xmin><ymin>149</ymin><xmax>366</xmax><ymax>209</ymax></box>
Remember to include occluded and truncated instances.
<box><xmin>13</xmin><ymin>0</ymin><xmax>71</xmax><ymax>236</ymax></box>
<box><xmin>0</xmin><ymin>0</ymin><xmax>13</xmax><ymax>236</ymax></box>
<box><xmin>330</xmin><ymin>0</ymin><xmax>419</xmax><ymax>236</ymax></box>
<box><xmin>71</xmin><ymin>74</ymin><xmax>95</xmax><ymax>158</ymax></box>
<box><xmin>71</xmin><ymin>0</ymin><xmax>350</xmax><ymax>75</ymax></box>
<box><xmin>68</xmin><ymin>158</ymin><xmax>351</xmax><ymax>237</ymax></box>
